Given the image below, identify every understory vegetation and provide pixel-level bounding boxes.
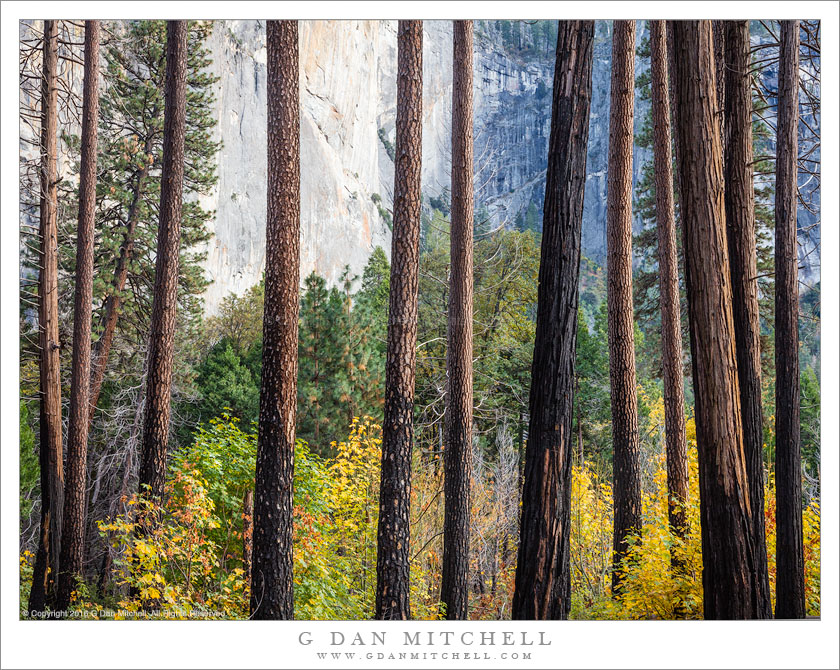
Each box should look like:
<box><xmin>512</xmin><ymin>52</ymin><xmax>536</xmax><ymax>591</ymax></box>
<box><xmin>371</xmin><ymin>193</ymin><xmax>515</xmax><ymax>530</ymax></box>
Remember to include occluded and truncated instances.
<box><xmin>19</xmin><ymin>208</ymin><xmax>821</xmax><ymax>620</ymax></box>
<box><xmin>20</xmin><ymin>413</ymin><xmax>820</xmax><ymax>620</ymax></box>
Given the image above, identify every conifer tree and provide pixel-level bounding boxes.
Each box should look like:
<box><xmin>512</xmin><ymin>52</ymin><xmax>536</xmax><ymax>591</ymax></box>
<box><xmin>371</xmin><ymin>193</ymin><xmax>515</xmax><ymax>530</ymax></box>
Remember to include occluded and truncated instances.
<box><xmin>513</xmin><ymin>19</ymin><xmax>594</xmax><ymax>620</ymax></box>
<box><xmin>649</xmin><ymin>20</ymin><xmax>689</xmax><ymax>552</ymax></box>
<box><xmin>605</xmin><ymin>19</ymin><xmax>641</xmax><ymax>595</ymax></box>
<box><xmin>774</xmin><ymin>18</ymin><xmax>806</xmax><ymax>620</ymax></box>
<box><xmin>297</xmin><ymin>272</ymin><xmax>348</xmax><ymax>452</ymax></box>
<box><xmin>251</xmin><ymin>19</ymin><xmax>300</xmax><ymax>621</ymax></box>
<box><xmin>723</xmin><ymin>19</ymin><xmax>772</xmax><ymax>617</ymax></box>
<box><xmin>441</xmin><ymin>19</ymin><xmax>475</xmax><ymax>620</ymax></box>
<box><xmin>139</xmin><ymin>20</ymin><xmax>189</xmax><ymax>501</ymax></box>
<box><xmin>376</xmin><ymin>19</ymin><xmax>423</xmax><ymax>621</ymax></box>
<box><xmin>57</xmin><ymin>19</ymin><xmax>100</xmax><ymax>613</ymax></box>
<box><xmin>672</xmin><ymin>19</ymin><xmax>760</xmax><ymax>619</ymax></box>
<box><xmin>87</xmin><ymin>20</ymin><xmax>218</xmax><ymax>425</ymax></box>
<box><xmin>30</xmin><ymin>19</ymin><xmax>63</xmax><ymax>615</ymax></box>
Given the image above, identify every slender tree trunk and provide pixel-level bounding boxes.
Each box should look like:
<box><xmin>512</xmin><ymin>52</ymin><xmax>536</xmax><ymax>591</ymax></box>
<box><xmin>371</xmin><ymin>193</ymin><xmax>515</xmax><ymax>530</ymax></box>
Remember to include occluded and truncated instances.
<box><xmin>250</xmin><ymin>19</ymin><xmax>300</xmax><ymax>621</ymax></box>
<box><xmin>606</xmin><ymin>19</ymin><xmax>641</xmax><ymax>595</ymax></box>
<box><xmin>774</xmin><ymin>19</ymin><xmax>806</xmax><ymax>620</ymax></box>
<box><xmin>650</xmin><ymin>21</ymin><xmax>689</xmax><ymax>555</ymax></box>
<box><xmin>138</xmin><ymin>21</ymin><xmax>188</xmax><ymax>500</ymax></box>
<box><xmin>441</xmin><ymin>19</ymin><xmax>474</xmax><ymax>622</ymax></box>
<box><xmin>673</xmin><ymin>19</ymin><xmax>759</xmax><ymax>619</ymax></box>
<box><xmin>577</xmin><ymin>399</ymin><xmax>584</xmax><ymax>467</ymax></box>
<box><xmin>56</xmin><ymin>20</ymin><xmax>100</xmax><ymax>612</ymax></box>
<box><xmin>30</xmin><ymin>19</ymin><xmax>63</xmax><ymax>615</ymax></box>
<box><xmin>88</xmin><ymin>157</ymin><xmax>151</xmax><ymax>427</ymax></box>
<box><xmin>713</xmin><ymin>20</ymin><xmax>726</xmax><ymax>144</ymax></box>
<box><xmin>375</xmin><ymin>20</ymin><xmax>423</xmax><ymax>621</ymax></box>
<box><xmin>242</xmin><ymin>489</ymin><xmax>254</xmax><ymax>589</ymax></box>
<box><xmin>666</xmin><ymin>22</ymin><xmax>684</xmax><ymax>241</ymax></box>
<box><xmin>512</xmin><ymin>20</ymin><xmax>593</xmax><ymax>620</ymax></box>
<box><xmin>723</xmin><ymin>19</ymin><xmax>773</xmax><ymax>619</ymax></box>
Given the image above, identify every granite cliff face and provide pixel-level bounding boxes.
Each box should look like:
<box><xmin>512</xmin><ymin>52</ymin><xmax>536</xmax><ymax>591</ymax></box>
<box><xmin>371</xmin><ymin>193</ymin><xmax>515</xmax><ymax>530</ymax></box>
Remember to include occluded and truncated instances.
<box><xmin>199</xmin><ymin>20</ymin><xmax>391</xmax><ymax>311</ymax></box>
<box><xmin>198</xmin><ymin>20</ymin><xmax>655</xmax><ymax>313</ymax></box>
<box><xmin>24</xmin><ymin>20</ymin><xmax>816</xmax><ymax>314</ymax></box>
<box><xmin>14</xmin><ymin>20</ymin><xmax>659</xmax><ymax>314</ymax></box>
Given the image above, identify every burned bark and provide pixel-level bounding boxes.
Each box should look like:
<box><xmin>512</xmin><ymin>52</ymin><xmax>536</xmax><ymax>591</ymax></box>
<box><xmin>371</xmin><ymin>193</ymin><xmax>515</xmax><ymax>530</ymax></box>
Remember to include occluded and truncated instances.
<box><xmin>250</xmin><ymin>20</ymin><xmax>300</xmax><ymax>621</ymax></box>
<box><xmin>774</xmin><ymin>19</ymin><xmax>806</xmax><ymax>620</ymax></box>
<box><xmin>512</xmin><ymin>20</ymin><xmax>594</xmax><ymax>620</ymax></box>
<box><xmin>441</xmin><ymin>19</ymin><xmax>474</xmax><ymax>621</ymax></box>
<box><xmin>30</xmin><ymin>19</ymin><xmax>64</xmax><ymax>615</ymax></box>
<box><xmin>375</xmin><ymin>20</ymin><xmax>423</xmax><ymax>621</ymax></box>
<box><xmin>673</xmin><ymin>19</ymin><xmax>760</xmax><ymax>619</ymax></box>
<box><xmin>138</xmin><ymin>20</ymin><xmax>188</xmax><ymax>500</ymax></box>
<box><xmin>723</xmin><ymin>19</ymin><xmax>772</xmax><ymax>618</ymax></box>
<box><xmin>57</xmin><ymin>20</ymin><xmax>100</xmax><ymax>612</ymax></box>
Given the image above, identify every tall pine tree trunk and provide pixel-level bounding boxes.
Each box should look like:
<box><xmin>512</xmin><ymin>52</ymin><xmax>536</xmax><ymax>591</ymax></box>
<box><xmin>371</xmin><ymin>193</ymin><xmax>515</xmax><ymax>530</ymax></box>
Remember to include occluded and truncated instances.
<box><xmin>512</xmin><ymin>20</ymin><xmax>594</xmax><ymax>620</ymax></box>
<box><xmin>376</xmin><ymin>20</ymin><xmax>423</xmax><ymax>621</ymax></box>
<box><xmin>606</xmin><ymin>19</ymin><xmax>641</xmax><ymax>595</ymax></box>
<box><xmin>441</xmin><ymin>19</ymin><xmax>474</xmax><ymax>621</ymax></box>
<box><xmin>649</xmin><ymin>20</ymin><xmax>689</xmax><ymax>551</ymax></box>
<box><xmin>250</xmin><ymin>19</ymin><xmax>300</xmax><ymax>620</ymax></box>
<box><xmin>30</xmin><ymin>19</ymin><xmax>63</xmax><ymax>615</ymax></box>
<box><xmin>673</xmin><ymin>19</ymin><xmax>759</xmax><ymax>619</ymax></box>
<box><xmin>57</xmin><ymin>20</ymin><xmax>100</xmax><ymax>612</ymax></box>
<box><xmin>774</xmin><ymin>19</ymin><xmax>806</xmax><ymax>620</ymax></box>
<box><xmin>139</xmin><ymin>21</ymin><xmax>188</xmax><ymax>500</ymax></box>
<box><xmin>723</xmin><ymin>19</ymin><xmax>772</xmax><ymax>618</ymax></box>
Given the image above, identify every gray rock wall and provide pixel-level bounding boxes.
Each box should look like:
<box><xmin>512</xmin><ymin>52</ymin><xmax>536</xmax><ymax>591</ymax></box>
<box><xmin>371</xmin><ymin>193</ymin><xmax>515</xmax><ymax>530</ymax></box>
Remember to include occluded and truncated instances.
<box><xmin>20</xmin><ymin>20</ymin><xmax>818</xmax><ymax>314</ymax></box>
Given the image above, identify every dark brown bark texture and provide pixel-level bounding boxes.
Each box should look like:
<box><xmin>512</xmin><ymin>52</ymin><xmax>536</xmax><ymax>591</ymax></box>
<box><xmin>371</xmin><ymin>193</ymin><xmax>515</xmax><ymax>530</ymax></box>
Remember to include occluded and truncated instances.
<box><xmin>57</xmin><ymin>20</ymin><xmax>100</xmax><ymax>613</ymax></box>
<box><xmin>713</xmin><ymin>20</ymin><xmax>726</xmax><ymax>145</ymax></box>
<box><xmin>673</xmin><ymin>20</ymin><xmax>759</xmax><ymax>619</ymax></box>
<box><xmin>139</xmin><ymin>21</ymin><xmax>188</xmax><ymax>500</ymax></box>
<box><xmin>723</xmin><ymin>19</ymin><xmax>772</xmax><ymax>619</ymax></box>
<box><xmin>250</xmin><ymin>20</ymin><xmax>300</xmax><ymax>621</ymax></box>
<box><xmin>605</xmin><ymin>19</ymin><xmax>641</xmax><ymax>595</ymax></box>
<box><xmin>512</xmin><ymin>20</ymin><xmax>594</xmax><ymax>621</ymax></box>
<box><xmin>30</xmin><ymin>19</ymin><xmax>64</xmax><ymax>615</ymax></box>
<box><xmin>774</xmin><ymin>19</ymin><xmax>806</xmax><ymax>620</ymax></box>
<box><xmin>666</xmin><ymin>22</ymin><xmax>683</xmax><ymax>224</ymax></box>
<box><xmin>375</xmin><ymin>20</ymin><xmax>423</xmax><ymax>621</ymax></box>
<box><xmin>649</xmin><ymin>21</ymin><xmax>689</xmax><ymax>546</ymax></box>
<box><xmin>441</xmin><ymin>19</ymin><xmax>474</xmax><ymax>622</ymax></box>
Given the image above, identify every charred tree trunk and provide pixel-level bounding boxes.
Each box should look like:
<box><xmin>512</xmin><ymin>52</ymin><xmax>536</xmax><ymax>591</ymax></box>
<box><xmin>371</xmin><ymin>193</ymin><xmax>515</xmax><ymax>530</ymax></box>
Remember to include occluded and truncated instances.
<box><xmin>650</xmin><ymin>20</ymin><xmax>689</xmax><ymax>552</ymax></box>
<box><xmin>250</xmin><ymin>20</ymin><xmax>300</xmax><ymax>621</ymax></box>
<box><xmin>138</xmin><ymin>21</ymin><xmax>188</xmax><ymax>500</ymax></box>
<box><xmin>774</xmin><ymin>19</ymin><xmax>806</xmax><ymax>620</ymax></box>
<box><xmin>723</xmin><ymin>19</ymin><xmax>772</xmax><ymax>619</ymax></box>
<box><xmin>673</xmin><ymin>20</ymin><xmax>759</xmax><ymax>619</ymax></box>
<box><xmin>375</xmin><ymin>20</ymin><xmax>423</xmax><ymax>621</ymax></box>
<box><xmin>30</xmin><ymin>19</ymin><xmax>63</xmax><ymax>615</ymax></box>
<box><xmin>57</xmin><ymin>20</ymin><xmax>100</xmax><ymax>613</ymax></box>
<box><xmin>441</xmin><ymin>19</ymin><xmax>474</xmax><ymax>622</ymax></box>
<box><xmin>512</xmin><ymin>20</ymin><xmax>594</xmax><ymax>620</ymax></box>
<box><xmin>606</xmin><ymin>19</ymin><xmax>641</xmax><ymax>595</ymax></box>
